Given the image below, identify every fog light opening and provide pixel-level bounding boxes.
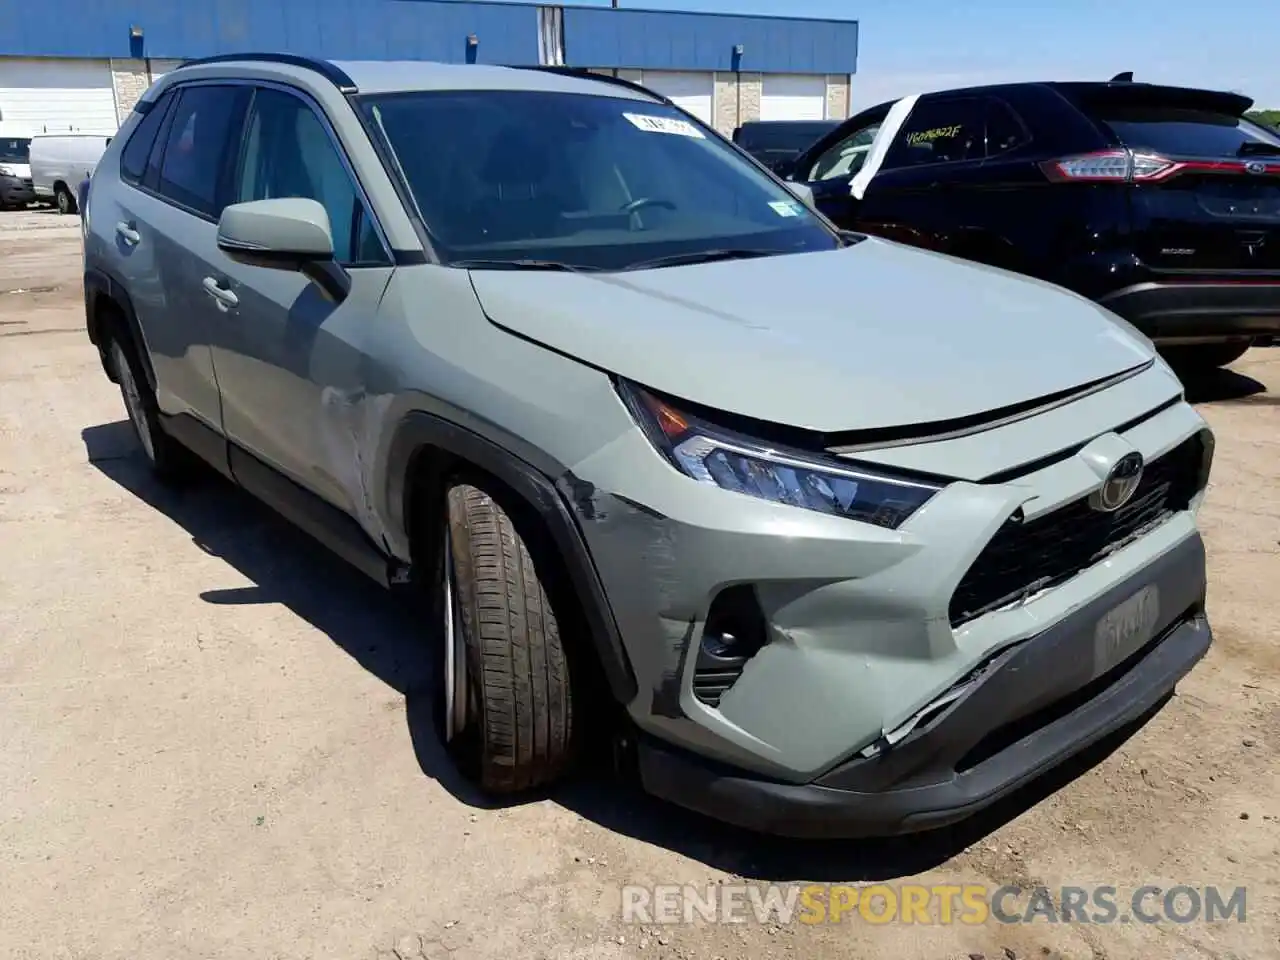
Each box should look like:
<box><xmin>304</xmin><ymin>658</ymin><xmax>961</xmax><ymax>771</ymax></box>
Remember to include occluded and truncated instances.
<box><xmin>693</xmin><ymin>585</ymin><xmax>769</xmax><ymax>708</ymax></box>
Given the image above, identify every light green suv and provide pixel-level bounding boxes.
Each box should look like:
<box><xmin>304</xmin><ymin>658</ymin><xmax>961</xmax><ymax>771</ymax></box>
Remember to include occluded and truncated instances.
<box><xmin>82</xmin><ymin>55</ymin><xmax>1216</xmax><ymax>837</ymax></box>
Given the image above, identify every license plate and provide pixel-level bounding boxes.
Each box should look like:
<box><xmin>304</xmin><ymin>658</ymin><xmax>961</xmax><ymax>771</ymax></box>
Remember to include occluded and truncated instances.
<box><xmin>1094</xmin><ymin>585</ymin><xmax>1161</xmax><ymax>675</ymax></box>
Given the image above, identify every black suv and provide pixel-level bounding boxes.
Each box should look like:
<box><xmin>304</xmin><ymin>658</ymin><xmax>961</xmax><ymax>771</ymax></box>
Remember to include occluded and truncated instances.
<box><xmin>781</xmin><ymin>79</ymin><xmax>1280</xmax><ymax>369</ymax></box>
<box><xmin>732</xmin><ymin>119</ymin><xmax>838</xmax><ymax>173</ymax></box>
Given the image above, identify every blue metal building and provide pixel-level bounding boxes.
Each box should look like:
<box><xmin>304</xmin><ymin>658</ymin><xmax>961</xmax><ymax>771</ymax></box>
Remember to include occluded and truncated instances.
<box><xmin>0</xmin><ymin>0</ymin><xmax>858</xmax><ymax>136</ymax></box>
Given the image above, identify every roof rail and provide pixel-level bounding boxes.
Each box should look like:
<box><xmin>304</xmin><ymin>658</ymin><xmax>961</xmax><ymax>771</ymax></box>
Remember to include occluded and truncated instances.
<box><xmin>174</xmin><ymin>53</ymin><xmax>357</xmax><ymax>93</ymax></box>
<box><xmin>507</xmin><ymin>65</ymin><xmax>673</xmax><ymax>107</ymax></box>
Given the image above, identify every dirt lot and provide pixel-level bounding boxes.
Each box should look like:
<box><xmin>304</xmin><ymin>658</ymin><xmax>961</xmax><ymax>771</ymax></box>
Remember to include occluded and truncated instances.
<box><xmin>1</xmin><ymin>207</ymin><xmax>1277</xmax><ymax>960</ymax></box>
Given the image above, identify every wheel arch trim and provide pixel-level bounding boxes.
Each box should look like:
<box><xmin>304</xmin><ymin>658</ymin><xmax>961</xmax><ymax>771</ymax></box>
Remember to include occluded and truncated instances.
<box><xmin>83</xmin><ymin>267</ymin><xmax>157</xmax><ymax>392</ymax></box>
<box><xmin>385</xmin><ymin>410</ymin><xmax>639</xmax><ymax>706</ymax></box>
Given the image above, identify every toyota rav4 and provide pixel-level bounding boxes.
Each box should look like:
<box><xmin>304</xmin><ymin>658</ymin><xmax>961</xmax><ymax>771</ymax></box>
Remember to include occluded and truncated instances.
<box><xmin>81</xmin><ymin>56</ymin><xmax>1215</xmax><ymax>837</ymax></box>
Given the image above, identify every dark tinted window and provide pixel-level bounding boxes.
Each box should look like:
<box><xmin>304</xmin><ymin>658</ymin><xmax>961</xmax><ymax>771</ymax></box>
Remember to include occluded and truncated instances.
<box><xmin>883</xmin><ymin>98</ymin><xmax>993</xmax><ymax>169</ymax></box>
<box><xmin>236</xmin><ymin>87</ymin><xmax>388</xmax><ymax>266</ymax></box>
<box><xmin>983</xmin><ymin>99</ymin><xmax>1031</xmax><ymax>158</ymax></box>
<box><xmin>1092</xmin><ymin>107</ymin><xmax>1280</xmax><ymax>156</ymax></box>
<box><xmin>360</xmin><ymin>90</ymin><xmax>839</xmax><ymax>270</ymax></box>
<box><xmin>120</xmin><ymin>93</ymin><xmax>174</xmax><ymax>183</ymax></box>
<box><xmin>157</xmin><ymin>85</ymin><xmax>248</xmax><ymax>218</ymax></box>
<box><xmin>0</xmin><ymin>137</ymin><xmax>31</xmax><ymax>163</ymax></box>
<box><xmin>738</xmin><ymin>122</ymin><xmax>837</xmax><ymax>152</ymax></box>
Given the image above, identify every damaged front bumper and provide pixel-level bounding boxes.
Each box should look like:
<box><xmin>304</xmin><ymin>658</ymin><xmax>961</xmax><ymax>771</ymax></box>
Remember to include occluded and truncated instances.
<box><xmin>634</xmin><ymin>532</ymin><xmax>1210</xmax><ymax>837</ymax></box>
<box><xmin>559</xmin><ymin>362</ymin><xmax>1214</xmax><ymax>839</ymax></box>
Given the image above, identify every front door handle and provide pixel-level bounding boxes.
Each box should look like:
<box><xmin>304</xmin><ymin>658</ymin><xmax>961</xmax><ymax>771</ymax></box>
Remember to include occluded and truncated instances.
<box><xmin>115</xmin><ymin>221</ymin><xmax>140</xmax><ymax>245</ymax></box>
<box><xmin>201</xmin><ymin>276</ymin><xmax>239</xmax><ymax>310</ymax></box>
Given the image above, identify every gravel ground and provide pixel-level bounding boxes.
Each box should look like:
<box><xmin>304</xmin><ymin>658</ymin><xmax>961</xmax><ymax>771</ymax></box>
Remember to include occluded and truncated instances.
<box><xmin>1</xmin><ymin>207</ymin><xmax>1277</xmax><ymax>960</ymax></box>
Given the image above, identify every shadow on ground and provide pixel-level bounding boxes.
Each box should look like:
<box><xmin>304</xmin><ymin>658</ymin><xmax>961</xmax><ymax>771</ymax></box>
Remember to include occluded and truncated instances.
<box><xmin>83</xmin><ymin>418</ymin><xmax>1161</xmax><ymax>883</ymax></box>
<box><xmin>1179</xmin><ymin>365</ymin><xmax>1269</xmax><ymax>405</ymax></box>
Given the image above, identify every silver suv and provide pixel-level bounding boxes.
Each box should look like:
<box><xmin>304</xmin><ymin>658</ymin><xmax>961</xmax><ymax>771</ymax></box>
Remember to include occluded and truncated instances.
<box><xmin>82</xmin><ymin>55</ymin><xmax>1216</xmax><ymax>837</ymax></box>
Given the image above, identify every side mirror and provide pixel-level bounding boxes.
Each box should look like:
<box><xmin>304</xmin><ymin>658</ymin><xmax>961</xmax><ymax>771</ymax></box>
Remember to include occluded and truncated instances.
<box><xmin>785</xmin><ymin>181</ymin><xmax>815</xmax><ymax>207</ymax></box>
<box><xmin>217</xmin><ymin>198</ymin><xmax>350</xmax><ymax>301</ymax></box>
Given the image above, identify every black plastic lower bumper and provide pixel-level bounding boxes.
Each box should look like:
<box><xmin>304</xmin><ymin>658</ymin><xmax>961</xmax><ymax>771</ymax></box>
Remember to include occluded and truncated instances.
<box><xmin>0</xmin><ymin>176</ymin><xmax>35</xmax><ymax>206</ymax></box>
<box><xmin>637</xmin><ymin>533</ymin><xmax>1210</xmax><ymax>839</ymax></box>
<box><xmin>1098</xmin><ymin>281</ymin><xmax>1280</xmax><ymax>341</ymax></box>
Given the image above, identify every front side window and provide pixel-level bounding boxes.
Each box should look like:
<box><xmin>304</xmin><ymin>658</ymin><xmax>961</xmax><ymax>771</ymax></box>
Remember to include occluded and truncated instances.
<box><xmin>156</xmin><ymin>85</ymin><xmax>249</xmax><ymax>218</ymax></box>
<box><xmin>807</xmin><ymin>122</ymin><xmax>882</xmax><ymax>182</ymax></box>
<box><xmin>236</xmin><ymin>87</ymin><xmax>388</xmax><ymax>265</ymax></box>
<box><xmin>359</xmin><ymin>89</ymin><xmax>840</xmax><ymax>270</ymax></box>
<box><xmin>0</xmin><ymin>137</ymin><xmax>31</xmax><ymax>164</ymax></box>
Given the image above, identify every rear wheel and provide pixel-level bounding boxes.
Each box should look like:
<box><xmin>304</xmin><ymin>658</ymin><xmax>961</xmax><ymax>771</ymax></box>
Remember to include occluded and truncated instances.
<box><xmin>1160</xmin><ymin>341</ymin><xmax>1252</xmax><ymax>372</ymax></box>
<box><xmin>435</xmin><ymin>483</ymin><xmax>575</xmax><ymax>793</ymax></box>
<box><xmin>54</xmin><ymin>183</ymin><xmax>77</xmax><ymax>216</ymax></box>
<box><xmin>109</xmin><ymin>335</ymin><xmax>193</xmax><ymax>486</ymax></box>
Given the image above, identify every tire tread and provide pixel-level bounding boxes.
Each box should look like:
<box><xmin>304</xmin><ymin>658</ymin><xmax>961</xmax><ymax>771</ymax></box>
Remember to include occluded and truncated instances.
<box><xmin>447</xmin><ymin>484</ymin><xmax>572</xmax><ymax>793</ymax></box>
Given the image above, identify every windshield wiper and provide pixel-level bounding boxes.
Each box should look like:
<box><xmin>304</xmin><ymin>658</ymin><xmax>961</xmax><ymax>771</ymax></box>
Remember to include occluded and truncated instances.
<box><xmin>624</xmin><ymin>249</ymin><xmax>779</xmax><ymax>271</ymax></box>
<box><xmin>451</xmin><ymin>258</ymin><xmax>595</xmax><ymax>273</ymax></box>
<box><xmin>1238</xmin><ymin>142</ymin><xmax>1280</xmax><ymax>157</ymax></box>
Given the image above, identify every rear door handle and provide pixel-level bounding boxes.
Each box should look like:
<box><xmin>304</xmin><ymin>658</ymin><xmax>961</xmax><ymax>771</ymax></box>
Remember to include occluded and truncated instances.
<box><xmin>201</xmin><ymin>276</ymin><xmax>239</xmax><ymax>310</ymax></box>
<box><xmin>115</xmin><ymin>221</ymin><xmax>140</xmax><ymax>245</ymax></box>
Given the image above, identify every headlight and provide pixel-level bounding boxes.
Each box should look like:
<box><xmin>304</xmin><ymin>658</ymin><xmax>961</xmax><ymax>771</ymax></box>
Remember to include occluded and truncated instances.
<box><xmin>0</xmin><ymin>165</ymin><xmax>14</xmax><ymax>177</ymax></box>
<box><xmin>618</xmin><ymin>382</ymin><xmax>944</xmax><ymax>529</ymax></box>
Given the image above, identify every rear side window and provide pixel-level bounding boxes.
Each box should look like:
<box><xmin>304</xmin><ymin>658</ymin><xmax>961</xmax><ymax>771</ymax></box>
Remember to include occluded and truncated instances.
<box><xmin>156</xmin><ymin>85</ymin><xmax>250</xmax><ymax>218</ymax></box>
<box><xmin>882</xmin><ymin>97</ymin><xmax>1031</xmax><ymax>170</ymax></box>
<box><xmin>120</xmin><ymin>92</ymin><xmax>174</xmax><ymax>183</ymax></box>
<box><xmin>882</xmin><ymin>98</ymin><xmax>991</xmax><ymax>169</ymax></box>
<box><xmin>1091</xmin><ymin>107</ymin><xmax>1280</xmax><ymax>156</ymax></box>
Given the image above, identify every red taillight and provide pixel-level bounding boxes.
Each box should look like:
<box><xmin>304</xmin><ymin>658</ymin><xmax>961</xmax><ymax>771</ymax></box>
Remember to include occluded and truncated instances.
<box><xmin>1041</xmin><ymin>148</ymin><xmax>1280</xmax><ymax>184</ymax></box>
<box><xmin>1040</xmin><ymin>149</ymin><xmax>1178</xmax><ymax>182</ymax></box>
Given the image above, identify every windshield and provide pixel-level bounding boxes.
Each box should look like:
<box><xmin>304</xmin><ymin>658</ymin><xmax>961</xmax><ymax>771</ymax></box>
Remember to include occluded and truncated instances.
<box><xmin>1093</xmin><ymin>107</ymin><xmax>1280</xmax><ymax>156</ymax></box>
<box><xmin>358</xmin><ymin>89</ymin><xmax>839</xmax><ymax>269</ymax></box>
<box><xmin>0</xmin><ymin>137</ymin><xmax>31</xmax><ymax>163</ymax></box>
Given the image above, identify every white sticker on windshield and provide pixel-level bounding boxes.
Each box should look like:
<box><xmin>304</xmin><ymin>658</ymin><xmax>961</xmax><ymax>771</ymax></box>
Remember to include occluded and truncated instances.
<box><xmin>623</xmin><ymin>113</ymin><xmax>706</xmax><ymax>139</ymax></box>
<box><xmin>769</xmin><ymin>200</ymin><xmax>803</xmax><ymax>217</ymax></box>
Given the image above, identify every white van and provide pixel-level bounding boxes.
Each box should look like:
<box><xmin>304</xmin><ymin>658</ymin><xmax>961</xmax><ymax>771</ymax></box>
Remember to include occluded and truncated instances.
<box><xmin>29</xmin><ymin>134</ymin><xmax>111</xmax><ymax>215</ymax></box>
<box><xmin>0</xmin><ymin>122</ymin><xmax>35</xmax><ymax>210</ymax></box>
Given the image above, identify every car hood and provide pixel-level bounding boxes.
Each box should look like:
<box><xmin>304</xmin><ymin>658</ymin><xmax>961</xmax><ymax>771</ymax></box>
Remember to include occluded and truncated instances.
<box><xmin>467</xmin><ymin>238</ymin><xmax>1155</xmax><ymax>434</ymax></box>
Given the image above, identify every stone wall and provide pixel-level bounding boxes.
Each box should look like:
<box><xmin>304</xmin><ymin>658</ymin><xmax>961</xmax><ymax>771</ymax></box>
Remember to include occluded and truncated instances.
<box><xmin>109</xmin><ymin>59</ymin><xmax>150</xmax><ymax>124</ymax></box>
<box><xmin>824</xmin><ymin>74</ymin><xmax>851</xmax><ymax>120</ymax></box>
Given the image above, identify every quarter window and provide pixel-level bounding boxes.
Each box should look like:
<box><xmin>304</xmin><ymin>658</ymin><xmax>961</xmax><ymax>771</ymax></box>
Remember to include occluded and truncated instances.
<box><xmin>983</xmin><ymin>99</ymin><xmax>1031</xmax><ymax>158</ymax></box>
<box><xmin>236</xmin><ymin>87</ymin><xmax>388</xmax><ymax>266</ymax></box>
<box><xmin>156</xmin><ymin>85</ymin><xmax>250</xmax><ymax>218</ymax></box>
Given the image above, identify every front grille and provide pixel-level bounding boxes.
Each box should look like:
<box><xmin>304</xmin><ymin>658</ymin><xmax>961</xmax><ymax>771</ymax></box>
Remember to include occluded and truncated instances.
<box><xmin>949</xmin><ymin>432</ymin><xmax>1208</xmax><ymax>627</ymax></box>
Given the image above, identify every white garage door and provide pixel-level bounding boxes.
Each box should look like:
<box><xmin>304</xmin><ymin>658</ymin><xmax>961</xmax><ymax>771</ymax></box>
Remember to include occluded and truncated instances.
<box><xmin>638</xmin><ymin>71</ymin><xmax>714</xmax><ymax>126</ymax></box>
<box><xmin>760</xmin><ymin>74</ymin><xmax>828</xmax><ymax>121</ymax></box>
<box><xmin>147</xmin><ymin>60</ymin><xmax>186</xmax><ymax>82</ymax></box>
<box><xmin>0</xmin><ymin>58</ymin><xmax>117</xmax><ymax>135</ymax></box>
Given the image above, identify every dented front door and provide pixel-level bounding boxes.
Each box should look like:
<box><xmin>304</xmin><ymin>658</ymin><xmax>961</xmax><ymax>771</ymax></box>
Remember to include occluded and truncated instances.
<box><xmin>208</xmin><ymin>83</ymin><xmax>396</xmax><ymax>519</ymax></box>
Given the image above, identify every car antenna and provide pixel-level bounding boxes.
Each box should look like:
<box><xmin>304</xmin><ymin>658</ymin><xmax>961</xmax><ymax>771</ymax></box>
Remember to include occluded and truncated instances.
<box><xmin>1110</xmin><ymin>71</ymin><xmax>1134</xmax><ymax>82</ymax></box>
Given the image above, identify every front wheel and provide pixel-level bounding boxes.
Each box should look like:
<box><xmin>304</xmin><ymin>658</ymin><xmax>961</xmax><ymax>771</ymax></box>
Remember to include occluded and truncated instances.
<box><xmin>436</xmin><ymin>483</ymin><xmax>575</xmax><ymax>793</ymax></box>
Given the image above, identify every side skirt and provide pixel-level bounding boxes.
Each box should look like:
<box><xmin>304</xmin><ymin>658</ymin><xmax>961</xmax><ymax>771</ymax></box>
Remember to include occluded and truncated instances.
<box><xmin>158</xmin><ymin>412</ymin><xmax>399</xmax><ymax>588</ymax></box>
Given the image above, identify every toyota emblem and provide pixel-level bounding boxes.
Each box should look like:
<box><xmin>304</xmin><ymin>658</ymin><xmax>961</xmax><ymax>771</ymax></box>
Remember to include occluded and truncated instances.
<box><xmin>1244</xmin><ymin>160</ymin><xmax>1267</xmax><ymax>175</ymax></box>
<box><xmin>1090</xmin><ymin>452</ymin><xmax>1145</xmax><ymax>512</ymax></box>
